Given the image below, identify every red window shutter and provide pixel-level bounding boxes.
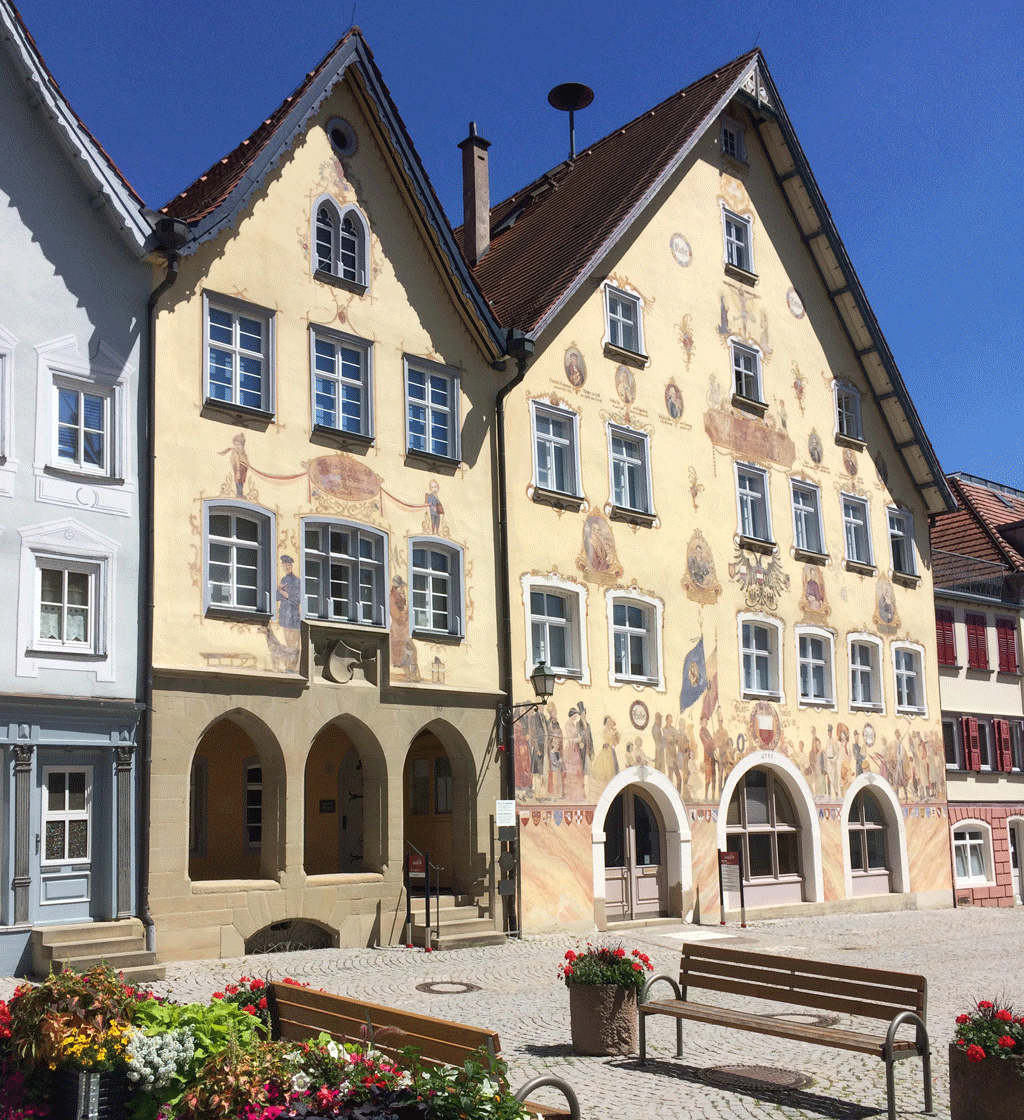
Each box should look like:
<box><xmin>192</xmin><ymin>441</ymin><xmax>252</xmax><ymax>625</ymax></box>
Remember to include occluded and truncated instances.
<box><xmin>966</xmin><ymin>614</ymin><xmax>989</xmax><ymax>670</ymax></box>
<box><xmin>996</xmin><ymin>720</ymin><xmax>1014</xmax><ymax>771</ymax></box>
<box><xmin>996</xmin><ymin>618</ymin><xmax>1020</xmax><ymax>674</ymax></box>
<box><xmin>935</xmin><ymin>609</ymin><xmax>956</xmax><ymax>666</ymax></box>
<box><xmin>961</xmin><ymin>716</ymin><xmax>982</xmax><ymax>770</ymax></box>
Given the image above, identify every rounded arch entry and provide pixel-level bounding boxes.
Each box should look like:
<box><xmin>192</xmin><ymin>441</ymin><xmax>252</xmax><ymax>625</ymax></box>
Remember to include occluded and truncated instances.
<box><xmin>304</xmin><ymin>723</ymin><xmax>369</xmax><ymax>876</ymax></box>
<box><xmin>604</xmin><ymin>785</ymin><xmax>667</xmax><ymax>920</ymax></box>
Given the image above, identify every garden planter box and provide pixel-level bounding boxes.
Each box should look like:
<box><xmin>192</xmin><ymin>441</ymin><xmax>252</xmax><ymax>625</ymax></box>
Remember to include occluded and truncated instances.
<box><xmin>569</xmin><ymin>983</ymin><xmax>638</xmax><ymax>1056</ymax></box>
<box><xmin>54</xmin><ymin>1068</ymin><xmax>136</xmax><ymax>1120</ymax></box>
<box><xmin>949</xmin><ymin>1041</ymin><xmax>1024</xmax><ymax>1120</ymax></box>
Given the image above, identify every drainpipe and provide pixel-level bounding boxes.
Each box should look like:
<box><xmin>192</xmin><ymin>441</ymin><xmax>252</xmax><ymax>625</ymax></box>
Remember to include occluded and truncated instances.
<box><xmin>138</xmin><ymin>216</ymin><xmax>190</xmax><ymax>952</ymax></box>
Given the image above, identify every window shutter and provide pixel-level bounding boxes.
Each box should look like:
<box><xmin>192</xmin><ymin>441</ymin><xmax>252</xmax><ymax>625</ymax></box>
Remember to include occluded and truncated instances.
<box><xmin>997</xmin><ymin>619</ymin><xmax>1020</xmax><ymax>674</ymax></box>
<box><xmin>961</xmin><ymin>716</ymin><xmax>982</xmax><ymax>771</ymax></box>
<box><xmin>966</xmin><ymin>614</ymin><xmax>988</xmax><ymax>670</ymax></box>
<box><xmin>935</xmin><ymin>609</ymin><xmax>956</xmax><ymax>666</ymax></box>
<box><xmin>996</xmin><ymin>719</ymin><xmax>1014</xmax><ymax>772</ymax></box>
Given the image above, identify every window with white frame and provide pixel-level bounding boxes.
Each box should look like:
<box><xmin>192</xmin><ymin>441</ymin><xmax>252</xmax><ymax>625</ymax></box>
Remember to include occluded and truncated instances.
<box><xmin>529</xmin><ymin>588</ymin><xmax>580</xmax><ymax>675</ymax></box>
<box><xmin>36</xmin><ymin>559</ymin><xmax>100</xmax><ymax>653</ymax></box>
<box><xmin>611</xmin><ymin>597</ymin><xmax>657</xmax><ymax>683</ymax></box>
<box><xmin>204</xmin><ymin>294</ymin><xmax>274</xmax><ymax>414</ymax></box>
<box><xmin>311</xmin><ymin>329</ymin><xmax>372</xmax><ymax>438</ymax></box>
<box><xmin>532</xmin><ymin>402</ymin><xmax>580</xmax><ymax>496</ymax></box>
<box><xmin>314</xmin><ymin>200</ymin><xmax>367</xmax><ymax>286</ymax></box>
<box><xmin>410</xmin><ymin>542</ymin><xmax>462</xmax><ymax>636</ymax></box>
<box><xmin>848</xmin><ymin>789</ymin><xmax>888</xmax><ymax>877</ymax></box>
<box><xmin>720</xmin><ymin>116</ymin><xmax>745</xmax><ymax>162</ymax></box>
<box><xmin>893</xmin><ymin>644</ymin><xmax>925</xmax><ymax>713</ymax></box>
<box><xmin>849</xmin><ymin>636</ymin><xmax>883</xmax><ymax>710</ymax></box>
<box><xmin>726</xmin><ymin>769</ymin><xmax>801</xmax><ymax>883</ymax></box>
<box><xmin>609</xmin><ymin>425</ymin><xmax>652</xmax><ymax>513</ymax></box>
<box><xmin>888</xmin><ymin>508</ymin><xmax>917</xmax><ymax>576</ymax></box>
<box><xmin>943</xmin><ymin>719</ymin><xmax>961</xmax><ymax>768</ymax></box>
<box><xmin>54</xmin><ymin>382</ymin><xmax>109</xmax><ymax>474</ymax></box>
<box><xmin>41</xmin><ymin>767</ymin><xmax>91</xmax><ymax>865</ymax></box>
<box><xmin>723</xmin><ymin>209</ymin><xmax>753</xmax><ymax>273</ymax></box>
<box><xmin>405</xmin><ymin>358</ymin><xmax>460</xmax><ymax>461</ymax></box>
<box><xmin>796</xmin><ymin>628</ymin><xmax>834</xmax><ymax>705</ymax></box>
<box><xmin>244</xmin><ymin>760</ymin><xmax>262</xmax><ymax>849</ymax></box>
<box><xmin>731</xmin><ymin>341</ymin><xmax>762</xmax><ymax>403</ymax></box>
<box><xmin>842</xmin><ymin>495</ymin><xmax>872</xmax><ymax>566</ymax></box>
<box><xmin>740</xmin><ymin>617</ymin><xmax>782</xmax><ymax>699</ymax></box>
<box><xmin>791</xmin><ymin>481</ymin><xmax>824</xmax><ymax>554</ymax></box>
<box><xmin>604</xmin><ymin>287</ymin><xmax>643</xmax><ymax>355</ymax></box>
<box><xmin>303</xmin><ymin>521</ymin><xmax>387</xmax><ymax>626</ymax></box>
<box><xmin>205</xmin><ymin>503</ymin><xmax>273</xmax><ymax>615</ymax></box>
<box><xmin>953</xmin><ymin>823</ymin><xmax>991</xmax><ymax>885</ymax></box>
<box><xmin>736</xmin><ymin>464</ymin><xmax>772</xmax><ymax>543</ymax></box>
<box><xmin>834</xmin><ymin>382</ymin><xmax>863</xmax><ymax>442</ymax></box>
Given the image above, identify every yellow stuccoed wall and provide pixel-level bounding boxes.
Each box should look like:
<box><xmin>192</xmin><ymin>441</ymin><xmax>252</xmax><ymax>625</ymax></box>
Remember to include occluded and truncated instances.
<box><xmin>507</xmin><ymin>100</ymin><xmax>953</xmax><ymax>930</ymax></box>
<box><xmin>148</xmin><ymin>77</ymin><xmax>504</xmax><ymax>960</ymax></box>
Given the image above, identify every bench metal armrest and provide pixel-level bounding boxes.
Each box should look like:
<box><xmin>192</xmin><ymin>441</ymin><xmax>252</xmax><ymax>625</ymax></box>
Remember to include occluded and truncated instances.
<box><xmin>883</xmin><ymin>1010</ymin><xmax>929</xmax><ymax>1057</ymax></box>
<box><xmin>641</xmin><ymin>973</ymin><xmax>682</xmax><ymax>1004</ymax></box>
<box><xmin>514</xmin><ymin>1075</ymin><xmax>581</xmax><ymax>1120</ymax></box>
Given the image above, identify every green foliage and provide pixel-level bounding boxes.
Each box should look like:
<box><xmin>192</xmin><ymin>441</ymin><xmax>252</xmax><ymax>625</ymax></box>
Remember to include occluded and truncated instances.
<box><xmin>403</xmin><ymin>1048</ymin><xmax>529</xmax><ymax>1120</ymax></box>
<box><xmin>175</xmin><ymin>1038</ymin><xmax>293</xmax><ymax>1119</ymax></box>
<box><xmin>954</xmin><ymin>1000</ymin><xmax>1024</xmax><ymax>1071</ymax></box>
<box><xmin>133</xmin><ymin>997</ymin><xmax>260</xmax><ymax>1070</ymax></box>
<box><xmin>556</xmin><ymin>943</ymin><xmax>653</xmax><ymax>993</ymax></box>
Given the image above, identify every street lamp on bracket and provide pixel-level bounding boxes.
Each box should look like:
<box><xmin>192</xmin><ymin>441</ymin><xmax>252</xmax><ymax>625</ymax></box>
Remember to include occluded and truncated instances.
<box><xmin>498</xmin><ymin>661</ymin><xmax>557</xmax><ymax>736</ymax></box>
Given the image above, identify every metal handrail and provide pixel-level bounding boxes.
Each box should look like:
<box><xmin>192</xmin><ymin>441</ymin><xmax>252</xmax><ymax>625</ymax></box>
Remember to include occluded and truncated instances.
<box><xmin>404</xmin><ymin>842</ymin><xmax>442</xmax><ymax>948</ymax></box>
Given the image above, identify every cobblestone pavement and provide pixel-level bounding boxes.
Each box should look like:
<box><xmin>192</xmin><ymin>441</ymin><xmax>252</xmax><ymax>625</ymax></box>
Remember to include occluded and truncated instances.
<box><xmin>6</xmin><ymin>906</ymin><xmax>1021</xmax><ymax>1118</ymax></box>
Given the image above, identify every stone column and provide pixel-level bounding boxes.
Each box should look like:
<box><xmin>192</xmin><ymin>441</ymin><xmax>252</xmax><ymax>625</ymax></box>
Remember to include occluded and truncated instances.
<box><xmin>115</xmin><ymin>742</ymin><xmax>135</xmax><ymax>919</ymax></box>
<box><xmin>12</xmin><ymin>742</ymin><xmax>34</xmax><ymax>925</ymax></box>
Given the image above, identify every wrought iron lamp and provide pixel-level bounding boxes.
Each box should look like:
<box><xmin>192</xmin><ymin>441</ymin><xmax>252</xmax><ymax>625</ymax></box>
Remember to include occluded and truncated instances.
<box><xmin>499</xmin><ymin>661</ymin><xmax>556</xmax><ymax>733</ymax></box>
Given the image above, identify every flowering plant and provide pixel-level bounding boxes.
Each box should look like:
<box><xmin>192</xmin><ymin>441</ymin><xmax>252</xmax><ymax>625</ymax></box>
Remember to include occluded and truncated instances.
<box><xmin>557</xmin><ymin>943</ymin><xmax>654</xmax><ymax>993</ymax></box>
<box><xmin>954</xmin><ymin>1000</ymin><xmax>1024</xmax><ymax>1071</ymax></box>
<box><xmin>208</xmin><ymin>974</ymin><xmax>271</xmax><ymax>1035</ymax></box>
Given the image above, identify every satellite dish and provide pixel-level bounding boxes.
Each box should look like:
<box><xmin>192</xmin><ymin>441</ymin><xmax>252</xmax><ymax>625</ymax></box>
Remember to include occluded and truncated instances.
<box><xmin>547</xmin><ymin>82</ymin><xmax>594</xmax><ymax>159</ymax></box>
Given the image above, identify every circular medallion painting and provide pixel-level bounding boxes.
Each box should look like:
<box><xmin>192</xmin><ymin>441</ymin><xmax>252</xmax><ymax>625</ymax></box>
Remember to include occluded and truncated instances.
<box><xmin>629</xmin><ymin>700</ymin><xmax>649</xmax><ymax>730</ymax></box>
<box><xmin>670</xmin><ymin>233</ymin><xmax>692</xmax><ymax>267</ymax></box>
<box><xmin>615</xmin><ymin>364</ymin><xmax>636</xmax><ymax>405</ymax></box>
<box><xmin>786</xmin><ymin>287</ymin><xmax>805</xmax><ymax>318</ymax></box>
<box><xmin>564</xmin><ymin>347</ymin><xmax>587</xmax><ymax>388</ymax></box>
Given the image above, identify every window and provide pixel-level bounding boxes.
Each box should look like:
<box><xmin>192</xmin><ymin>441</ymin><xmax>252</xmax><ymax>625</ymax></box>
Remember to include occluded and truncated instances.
<box><xmin>726</xmin><ymin>769</ymin><xmax>801</xmax><ymax>883</ymax></box>
<box><xmin>731</xmin><ymin>341</ymin><xmax>763</xmax><ymax>404</ymax></box>
<box><xmin>994</xmin><ymin>719</ymin><xmax>1016</xmax><ymax>772</ymax></box>
<box><xmin>720</xmin><ymin>116</ymin><xmax>745</xmax><ymax>161</ymax></box>
<box><xmin>1012</xmin><ymin>722</ymin><xmax>1024</xmax><ymax>771</ymax></box>
<box><xmin>411</xmin><ymin>542</ymin><xmax>462</xmax><ymax>636</ymax></box>
<box><xmin>55</xmin><ymin>383</ymin><xmax>109</xmax><ymax>474</ymax></box>
<box><xmin>36</xmin><ymin>560</ymin><xmax>98</xmax><ymax>653</ymax></box>
<box><xmin>791</xmin><ymin>481</ymin><xmax>824</xmax><ymax>555</ymax></box>
<box><xmin>834</xmin><ymin>382</ymin><xmax>863</xmax><ymax>442</ymax></box>
<box><xmin>204</xmin><ymin>295</ymin><xmax>273</xmax><ymax>414</ymax></box>
<box><xmin>849</xmin><ymin>637</ymin><xmax>882</xmax><ymax>710</ymax></box>
<box><xmin>313</xmin><ymin>201</ymin><xmax>367</xmax><ymax>286</ymax></box>
<box><xmin>848</xmin><ymin>790</ymin><xmax>888</xmax><ymax>876</ymax></box>
<box><xmin>405</xmin><ymin>359</ymin><xmax>459</xmax><ymax>461</ymax></box>
<box><xmin>0</xmin><ymin>324</ymin><xmax>14</xmax><ymax>479</ymax></box>
<box><xmin>887</xmin><ymin>509</ymin><xmax>917</xmax><ymax>576</ymax></box>
<box><xmin>245</xmin><ymin>761</ymin><xmax>262</xmax><ymax>849</ymax></box>
<box><xmin>965</xmin><ymin>612</ymin><xmax>989</xmax><ymax>670</ymax></box>
<box><xmin>953</xmin><ymin>824</ymin><xmax>991</xmax><ymax>885</ymax></box>
<box><xmin>735</xmin><ymin>464</ymin><xmax>772</xmax><ymax>543</ymax></box>
<box><xmin>303</xmin><ymin>521</ymin><xmax>387</xmax><ymax>626</ymax></box>
<box><xmin>893</xmin><ymin>645</ymin><xmax>925</xmax><ymax>713</ymax></box>
<box><xmin>311</xmin><ymin>329</ymin><xmax>372</xmax><ymax>438</ymax></box>
<box><xmin>205</xmin><ymin>503</ymin><xmax>273</xmax><ymax>615</ymax></box>
<box><xmin>530</xmin><ymin>589</ymin><xmax>580</xmax><ymax>675</ymax></box>
<box><xmin>531</xmin><ymin>402</ymin><xmax>580</xmax><ymax>496</ymax></box>
<box><xmin>740</xmin><ymin>617</ymin><xmax>781</xmax><ymax>699</ymax></box>
<box><xmin>943</xmin><ymin>719</ymin><xmax>961</xmax><ymax>769</ymax></box>
<box><xmin>797</xmin><ymin>628</ymin><xmax>834</xmax><ymax>705</ymax></box>
<box><xmin>604</xmin><ymin>287</ymin><xmax>643</xmax><ymax>355</ymax></box>
<box><xmin>959</xmin><ymin>716</ymin><xmax>987</xmax><ymax>771</ymax></box>
<box><xmin>189</xmin><ymin>756</ymin><xmax>208</xmax><ymax>857</ymax></box>
<box><xmin>41</xmin><ymin>767</ymin><xmax>91</xmax><ymax>866</ymax></box>
<box><xmin>609</xmin><ymin>426</ymin><xmax>652</xmax><ymax>514</ymax></box>
<box><xmin>841</xmin><ymin>495</ymin><xmax>872</xmax><ymax>566</ymax></box>
<box><xmin>997</xmin><ymin>617</ymin><xmax>1020</xmax><ymax>674</ymax></box>
<box><xmin>723</xmin><ymin>209</ymin><xmax>753</xmax><ymax>273</ymax></box>
<box><xmin>611</xmin><ymin>598</ymin><xmax>656</xmax><ymax>683</ymax></box>
<box><xmin>935</xmin><ymin>608</ymin><xmax>957</xmax><ymax>666</ymax></box>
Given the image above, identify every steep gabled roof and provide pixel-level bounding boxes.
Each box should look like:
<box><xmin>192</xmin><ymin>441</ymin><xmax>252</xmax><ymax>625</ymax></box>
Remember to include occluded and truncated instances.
<box><xmin>0</xmin><ymin>0</ymin><xmax>152</xmax><ymax>253</ymax></box>
<box><xmin>466</xmin><ymin>50</ymin><xmax>955</xmax><ymax>514</ymax></box>
<box><xmin>939</xmin><ymin>474</ymin><xmax>1024</xmax><ymax>572</ymax></box>
<box><xmin>160</xmin><ymin>28</ymin><xmax>505</xmax><ymax>360</ymax></box>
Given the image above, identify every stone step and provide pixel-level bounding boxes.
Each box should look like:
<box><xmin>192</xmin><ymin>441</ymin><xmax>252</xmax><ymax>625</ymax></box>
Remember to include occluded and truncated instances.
<box><xmin>407</xmin><ymin>903</ymin><xmax>484</xmax><ymax>922</ymax></box>
<box><xmin>413</xmin><ymin>916</ymin><xmax>498</xmax><ymax>939</ymax></box>
<box><xmin>30</xmin><ymin>919</ymin><xmax>165</xmax><ymax>982</ymax></box>
<box><xmin>422</xmin><ymin>927</ymin><xmax>508</xmax><ymax>951</ymax></box>
<box><xmin>34</xmin><ymin>918</ymin><xmax>145</xmax><ymax>947</ymax></box>
<box><xmin>51</xmin><ymin>949</ymin><xmax>158</xmax><ymax>973</ymax></box>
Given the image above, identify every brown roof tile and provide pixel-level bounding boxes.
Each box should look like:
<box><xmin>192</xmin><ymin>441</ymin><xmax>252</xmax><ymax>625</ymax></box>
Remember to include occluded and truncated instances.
<box><xmin>931</xmin><ymin>475</ymin><xmax>1024</xmax><ymax>572</ymax></box>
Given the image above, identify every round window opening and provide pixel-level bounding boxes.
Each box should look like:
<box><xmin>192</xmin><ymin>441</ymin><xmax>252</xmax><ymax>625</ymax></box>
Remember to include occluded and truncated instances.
<box><xmin>327</xmin><ymin>118</ymin><xmax>357</xmax><ymax>158</ymax></box>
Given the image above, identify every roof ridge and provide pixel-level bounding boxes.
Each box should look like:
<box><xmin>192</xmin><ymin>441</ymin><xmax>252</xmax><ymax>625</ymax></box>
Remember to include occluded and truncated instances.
<box><xmin>945</xmin><ymin>476</ymin><xmax>1024</xmax><ymax>572</ymax></box>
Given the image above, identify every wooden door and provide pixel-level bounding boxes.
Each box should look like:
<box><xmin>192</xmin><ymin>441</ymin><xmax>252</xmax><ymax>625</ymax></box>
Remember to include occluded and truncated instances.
<box><xmin>603</xmin><ymin>787</ymin><xmax>666</xmax><ymax>920</ymax></box>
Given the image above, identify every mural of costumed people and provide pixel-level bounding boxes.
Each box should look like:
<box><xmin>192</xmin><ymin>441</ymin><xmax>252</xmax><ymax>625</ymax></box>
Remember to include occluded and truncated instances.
<box><xmin>576</xmin><ymin>702</ymin><xmax>595</xmax><ymax>798</ymax></box>
<box><xmin>389</xmin><ymin>576</ymin><xmax>420</xmax><ymax>681</ymax></box>
<box><xmin>592</xmin><ymin>715</ymin><xmax>621</xmax><ymax>791</ymax></box>
<box><xmin>425</xmin><ymin>480</ymin><xmax>444</xmax><ymax>533</ymax></box>
<box><xmin>651</xmin><ymin>712</ymin><xmax>665</xmax><ymax>772</ymax></box>
<box><xmin>528</xmin><ymin>704</ymin><xmax>548</xmax><ymax>799</ymax></box>
<box><xmin>563</xmin><ymin>707</ymin><xmax>586</xmax><ymax>801</ymax></box>
<box><xmin>546</xmin><ymin>702</ymin><xmax>563</xmax><ymax>799</ymax></box>
<box><xmin>267</xmin><ymin>555</ymin><xmax>301</xmax><ymax>672</ymax></box>
<box><xmin>218</xmin><ymin>432</ymin><xmax>250</xmax><ymax>497</ymax></box>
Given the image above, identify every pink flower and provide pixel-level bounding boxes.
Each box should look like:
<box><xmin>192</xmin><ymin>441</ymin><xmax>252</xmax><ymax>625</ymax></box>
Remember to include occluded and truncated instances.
<box><xmin>967</xmin><ymin>1044</ymin><xmax>986</xmax><ymax>1063</ymax></box>
<box><xmin>999</xmin><ymin>1036</ymin><xmax>1015</xmax><ymax>1049</ymax></box>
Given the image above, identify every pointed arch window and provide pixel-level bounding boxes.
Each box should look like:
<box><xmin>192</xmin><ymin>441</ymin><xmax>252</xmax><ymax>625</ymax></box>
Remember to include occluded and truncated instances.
<box><xmin>313</xmin><ymin>199</ymin><xmax>367</xmax><ymax>289</ymax></box>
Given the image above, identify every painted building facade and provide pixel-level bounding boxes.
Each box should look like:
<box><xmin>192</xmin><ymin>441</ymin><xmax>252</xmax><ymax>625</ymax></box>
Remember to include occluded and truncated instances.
<box><xmin>0</xmin><ymin>2</ymin><xmax>153</xmax><ymax>973</ymax></box>
<box><xmin>147</xmin><ymin>33</ymin><xmax>508</xmax><ymax>960</ymax></box>
<box><xmin>468</xmin><ymin>52</ymin><xmax>957</xmax><ymax>929</ymax></box>
<box><xmin>932</xmin><ymin>474</ymin><xmax>1024</xmax><ymax>906</ymax></box>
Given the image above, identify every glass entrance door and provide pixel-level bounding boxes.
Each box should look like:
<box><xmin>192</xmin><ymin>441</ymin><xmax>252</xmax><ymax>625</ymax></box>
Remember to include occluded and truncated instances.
<box><xmin>603</xmin><ymin>787</ymin><xmax>666</xmax><ymax>920</ymax></box>
<box><xmin>37</xmin><ymin>767</ymin><xmax>94</xmax><ymax>921</ymax></box>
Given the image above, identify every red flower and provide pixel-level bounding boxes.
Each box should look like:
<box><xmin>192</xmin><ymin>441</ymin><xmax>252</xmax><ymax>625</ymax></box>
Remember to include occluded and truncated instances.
<box><xmin>564</xmin><ymin>950</ymin><xmax>576</xmax><ymax>961</ymax></box>
<box><xmin>212</xmin><ymin>991</ymin><xmax>224</xmax><ymax>1000</ymax></box>
<box><xmin>225</xmin><ymin>985</ymin><xmax>239</xmax><ymax>995</ymax></box>
<box><xmin>249</xmin><ymin>978</ymin><xmax>265</xmax><ymax>990</ymax></box>
<box><xmin>613</xmin><ymin>948</ymin><xmax>625</xmax><ymax>958</ymax></box>
<box><xmin>996</xmin><ymin>1009</ymin><xmax>1013</xmax><ymax>1022</ymax></box>
<box><xmin>245</xmin><ymin>1004</ymin><xmax>257</xmax><ymax>1015</ymax></box>
<box><xmin>978</xmin><ymin>1000</ymin><xmax>994</xmax><ymax>1010</ymax></box>
<box><xmin>967</xmin><ymin>1044</ymin><xmax>986</xmax><ymax>1063</ymax></box>
<box><xmin>563</xmin><ymin>965</ymin><xmax>574</xmax><ymax>976</ymax></box>
<box><xmin>632</xmin><ymin>962</ymin><xmax>643</xmax><ymax>972</ymax></box>
<box><xmin>258</xmin><ymin>996</ymin><xmax>268</xmax><ymax>1010</ymax></box>
<box><xmin>956</xmin><ymin>1014</ymin><xmax>970</xmax><ymax>1025</ymax></box>
<box><xmin>999</xmin><ymin>1036</ymin><xmax>1015</xmax><ymax>1049</ymax></box>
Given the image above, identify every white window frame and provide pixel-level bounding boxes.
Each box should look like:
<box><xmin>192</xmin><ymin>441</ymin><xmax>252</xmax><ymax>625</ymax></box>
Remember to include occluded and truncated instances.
<box><xmin>847</xmin><ymin>633</ymin><xmax>884</xmax><ymax>712</ymax></box>
<box><xmin>795</xmin><ymin>625</ymin><xmax>836</xmax><ymax>708</ymax></box>
<box><xmin>404</xmin><ymin>356</ymin><xmax>461</xmax><ymax>462</ymax></box>
<box><xmin>409</xmin><ymin>538</ymin><xmax>464</xmax><ymax>638</ymax></box>
<box><xmin>887</xmin><ymin>507</ymin><xmax>918</xmax><ymax>577</ymax></box>
<box><xmin>0</xmin><ymin>323</ymin><xmax>16</xmax><ymax>481</ymax></box>
<box><xmin>203</xmin><ymin>292</ymin><xmax>275</xmax><ymax>415</ymax></box>
<box><xmin>203</xmin><ymin>501</ymin><xmax>275</xmax><ymax>617</ymax></box>
<box><xmin>603</xmin><ymin>284</ymin><xmax>645</xmax><ymax>357</ymax></box>
<box><xmin>738</xmin><ymin>613</ymin><xmax>784</xmax><ymax>702</ymax></box>
<box><xmin>730</xmin><ymin>340</ymin><xmax>763</xmax><ymax>404</ymax></box>
<box><xmin>607</xmin><ymin>423</ymin><xmax>653</xmax><ymax>515</ymax></box>
<box><xmin>311</xmin><ymin>196</ymin><xmax>368</xmax><ymax>287</ymax></box>
<box><xmin>952</xmin><ymin>820</ymin><xmax>994</xmax><ymax>886</ymax></box>
<box><xmin>892</xmin><ymin>642</ymin><xmax>927</xmax><ymax>716</ymax></box>
<box><xmin>606</xmin><ymin>589</ymin><xmax>664</xmax><ymax>689</ymax></box>
<box><xmin>41</xmin><ymin>766</ymin><xmax>93</xmax><ymax>868</ymax></box>
<box><xmin>301</xmin><ymin>519</ymin><xmax>388</xmax><ymax>627</ymax></box>
<box><xmin>17</xmin><ymin>518</ymin><xmax>118</xmax><ymax>680</ymax></box>
<box><xmin>35</xmin><ymin>559</ymin><xmax>100</xmax><ymax>655</ymax></box>
<box><xmin>834</xmin><ymin>380</ymin><xmax>863</xmax><ymax>442</ymax></box>
<box><xmin>721</xmin><ymin>205</ymin><xmax>754</xmax><ymax>275</ymax></box>
<box><xmin>52</xmin><ymin>380</ymin><xmax>111</xmax><ymax>476</ymax></box>
<box><xmin>734</xmin><ymin>462</ymin><xmax>773</xmax><ymax>544</ymax></box>
<box><xmin>523</xmin><ymin>576</ymin><xmax>587</xmax><ymax>681</ymax></box>
<box><xmin>943</xmin><ymin>718</ymin><xmax>963</xmax><ymax>770</ymax></box>
<box><xmin>841</xmin><ymin>493</ymin><xmax>873</xmax><ymax>567</ymax></box>
<box><xmin>530</xmin><ymin>400</ymin><xmax>581</xmax><ymax>497</ymax></box>
<box><xmin>309</xmin><ymin>326</ymin><xmax>374</xmax><ymax>439</ymax></box>
<box><xmin>790</xmin><ymin>480</ymin><xmax>825</xmax><ymax>555</ymax></box>
<box><xmin>720</xmin><ymin>115</ymin><xmax>746</xmax><ymax>162</ymax></box>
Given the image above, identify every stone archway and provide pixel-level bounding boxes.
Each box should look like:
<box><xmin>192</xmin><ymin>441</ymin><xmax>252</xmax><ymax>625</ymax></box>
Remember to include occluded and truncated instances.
<box><xmin>841</xmin><ymin>772</ymin><xmax>910</xmax><ymax>897</ymax></box>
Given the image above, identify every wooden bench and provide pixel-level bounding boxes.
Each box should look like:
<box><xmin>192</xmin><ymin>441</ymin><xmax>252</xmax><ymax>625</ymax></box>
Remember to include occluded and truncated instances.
<box><xmin>638</xmin><ymin>942</ymin><xmax>933</xmax><ymax>1120</ymax></box>
<box><xmin>268</xmin><ymin>981</ymin><xmax>580</xmax><ymax>1120</ymax></box>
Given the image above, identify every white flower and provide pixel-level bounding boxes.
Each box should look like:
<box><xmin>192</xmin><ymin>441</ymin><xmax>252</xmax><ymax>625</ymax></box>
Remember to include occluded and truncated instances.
<box><xmin>291</xmin><ymin>1071</ymin><xmax>311</xmax><ymax>1094</ymax></box>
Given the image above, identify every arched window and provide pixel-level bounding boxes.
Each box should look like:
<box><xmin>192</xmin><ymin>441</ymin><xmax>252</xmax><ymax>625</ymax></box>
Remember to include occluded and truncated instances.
<box><xmin>315</xmin><ymin>205</ymin><xmax>337</xmax><ymax>273</ymax></box>
<box><xmin>313</xmin><ymin>199</ymin><xmax>367</xmax><ymax>287</ymax></box>
<box><xmin>848</xmin><ymin>789</ymin><xmax>889</xmax><ymax>894</ymax></box>
<box><xmin>726</xmin><ymin>768</ymin><xmax>802</xmax><ymax>903</ymax></box>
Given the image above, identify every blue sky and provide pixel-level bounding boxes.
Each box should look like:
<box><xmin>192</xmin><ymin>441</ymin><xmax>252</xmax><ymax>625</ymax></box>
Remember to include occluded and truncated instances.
<box><xmin>16</xmin><ymin>0</ymin><xmax>1022</xmax><ymax>490</ymax></box>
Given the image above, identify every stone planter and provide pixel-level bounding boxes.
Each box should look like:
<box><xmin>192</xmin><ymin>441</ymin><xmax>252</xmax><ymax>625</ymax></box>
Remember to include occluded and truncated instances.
<box><xmin>949</xmin><ymin>1041</ymin><xmax>1024</xmax><ymax>1120</ymax></box>
<box><xmin>568</xmin><ymin>983</ymin><xmax>638</xmax><ymax>1056</ymax></box>
<box><xmin>54</xmin><ymin>1068</ymin><xmax>136</xmax><ymax>1120</ymax></box>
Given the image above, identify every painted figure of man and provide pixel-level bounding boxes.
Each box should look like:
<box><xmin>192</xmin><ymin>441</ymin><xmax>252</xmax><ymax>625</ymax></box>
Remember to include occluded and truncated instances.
<box><xmin>276</xmin><ymin>555</ymin><xmax>301</xmax><ymax>631</ymax></box>
<box><xmin>425</xmin><ymin>480</ymin><xmax>444</xmax><ymax>533</ymax></box>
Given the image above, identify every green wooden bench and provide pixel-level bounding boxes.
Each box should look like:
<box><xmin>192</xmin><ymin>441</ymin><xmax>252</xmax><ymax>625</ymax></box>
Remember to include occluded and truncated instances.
<box><xmin>639</xmin><ymin>942</ymin><xmax>933</xmax><ymax>1120</ymax></box>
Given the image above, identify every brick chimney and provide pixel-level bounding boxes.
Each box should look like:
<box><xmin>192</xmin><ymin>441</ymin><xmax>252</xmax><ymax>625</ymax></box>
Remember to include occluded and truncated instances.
<box><xmin>458</xmin><ymin>122</ymin><xmax>491</xmax><ymax>266</ymax></box>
